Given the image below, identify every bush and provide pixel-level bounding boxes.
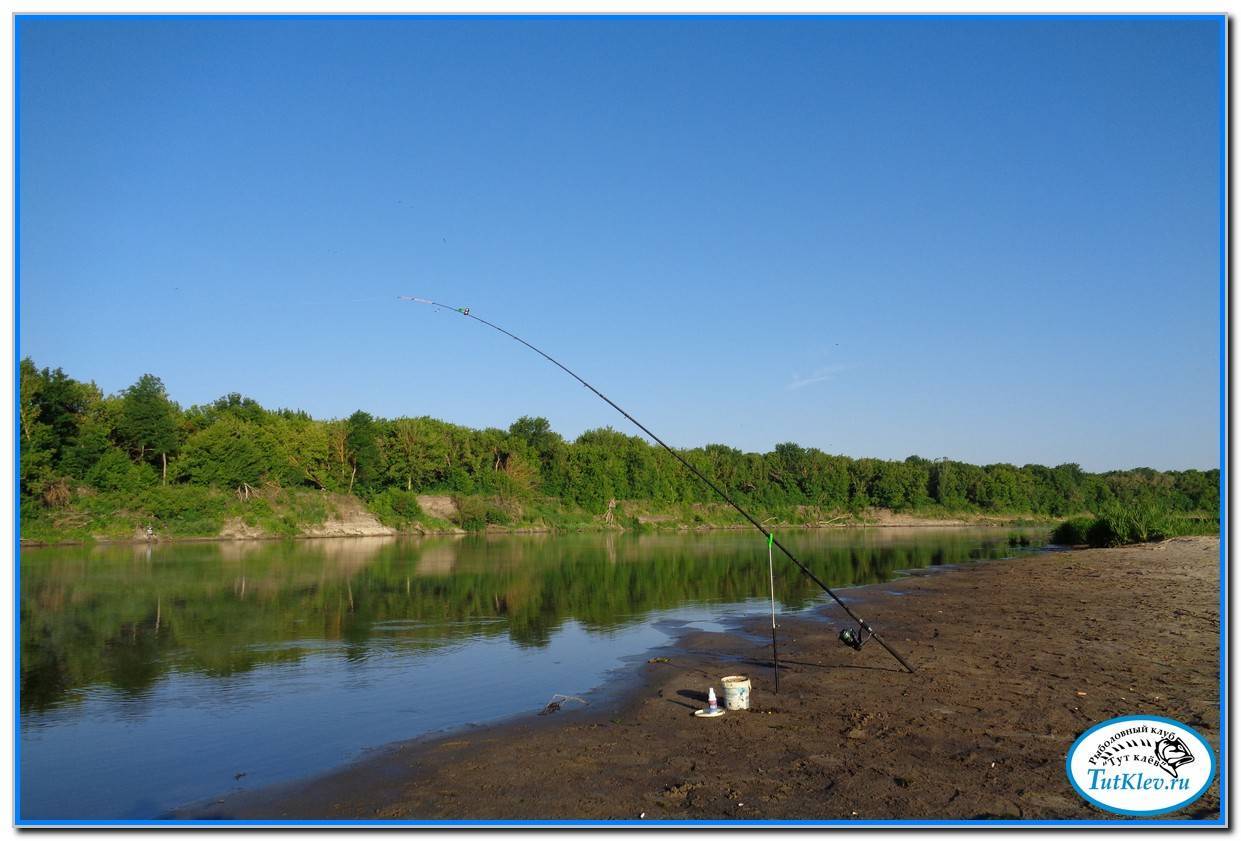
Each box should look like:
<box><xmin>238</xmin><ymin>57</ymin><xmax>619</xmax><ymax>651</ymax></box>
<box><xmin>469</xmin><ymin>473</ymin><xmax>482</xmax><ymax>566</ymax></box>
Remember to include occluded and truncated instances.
<box><xmin>484</xmin><ymin>503</ymin><xmax>512</xmax><ymax>526</ymax></box>
<box><xmin>454</xmin><ymin>495</ymin><xmax>488</xmax><ymax>531</ymax></box>
<box><xmin>449</xmin><ymin>495</ymin><xmax>516</xmax><ymax>530</ymax></box>
<box><xmin>176</xmin><ymin>416</ymin><xmax>290</xmax><ymax>488</ymax></box>
<box><xmin>1069</xmin><ymin>501</ymin><xmax>1218</xmax><ymax>548</ymax></box>
<box><xmin>144</xmin><ymin>485</ymin><xmax>229</xmax><ymax>535</ymax></box>
<box><xmin>1051</xmin><ymin>517</ymin><xmax>1093</xmax><ymax>545</ymax></box>
<box><xmin>1085</xmin><ymin>516</ymin><xmax>1127</xmax><ymax>547</ymax></box>
<box><xmin>367</xmin><ymin>488</ymin><xmax>424</xmax><ymax>529</ymax></box>
<box><xmin>1098</xmin><ymin>500</ymin><xmax>1174</xmax><ymax>545</ymax></box>
<box><xmin>85</xmin><ymin>448</ymin><xmax>158</xmax><ymax>493</ymax></box>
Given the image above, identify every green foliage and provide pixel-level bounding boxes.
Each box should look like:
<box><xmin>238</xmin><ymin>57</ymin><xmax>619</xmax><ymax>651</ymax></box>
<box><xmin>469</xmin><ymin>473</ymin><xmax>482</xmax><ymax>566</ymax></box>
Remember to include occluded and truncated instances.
<box><xmin>280</xmin><ymin>489</ymin><xmax>330</xmax><ymax>529</ymax></box>
<box><xmin>86</xmin><ymin>448</ymin><xmax>159</xmax><ymax>493</ymax></box>
<box><xmin>444</xmin><ymin>495</ymin><xmax>517</xmax><ymax>531</ymax></box>
<box><xmin>116</xmin><ymin>374</ymin><xmax>180</xmax><ymax>469</ymax></box>
<box><xmin>485</xmin><ymin>501</ymin><xmax>514</xmax><ymax>525</ymax></box>
<box><xmin>17</xmin><ymin>358</ymin><xmax>1223</xmax><ymax>542</ymax></box>
<box><xmin>184</xmin><ymin>392</ymin><xmax>269</xmax><ymax>430</ymax></box>
<box><xmin>273</xmin><ymin>414</ymin><xmax>334</xmax><ymax>491</ymax></box>
<box><xmin>61</xmin><ymin>415</ymin><xmax>114</xmax><ymax>480</ymax></box>
<box><xmin>454</xmin><ymin>495</ymin><xmax>489</xmax><ymax>531</ymax></box>
<box><xmin>1085</xmin><ymin>503</ymin><xmax>1145</xmax><ymax>547</ymax></box>
<box><xmin>143</xmin><ymin>485</ymin><xmax>230</xmax><ymax>535</ymax></box>
<box><xmin>21</xmin><ymin>360</ymin><xmax>101</xmax><ymax>465</ymax></box>
<box><xmin>177</xmin><ymin>415</ymin><xmax>290</xmax><ymax>488</ymax></box>
<box><xmin>1071</xmin><ymin>502</ymin><xmax>1220</xmax><ymax>548</ymax></box>
<box><xmin>385</xmin><ymin>418</ymin><xmax>442</xmax><ymax>492</ymax></box>
<box><xmin>366</xmin><ymin>488</ymin><xmax>423</xmax><ymax>529</ymax></box>
<box><xmin>509</xmin><ymin>415</ymin><xmax>562</xmax><ymax>466</ymax></box>
<box><xmin>19</xmin><ymin>358</ymin><xmax>101</xmax><ymax>501</ymax></box>
<box><xmin>19</xmin><ymin>422</ymin><xmax>56</xmax><ymax>501</ymax></box>
<box><xmin>345</xmin><ymin>411</ymin><xmax>382</xmax><ymax>491</ymax></box>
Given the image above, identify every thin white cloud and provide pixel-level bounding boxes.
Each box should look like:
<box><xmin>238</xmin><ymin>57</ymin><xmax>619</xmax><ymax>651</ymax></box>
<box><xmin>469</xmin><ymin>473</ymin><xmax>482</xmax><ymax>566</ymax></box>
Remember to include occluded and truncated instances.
<box><xmin>786</xmin><ymin>363</ymin><xmax>851</xmax><ymax>391</ymax></box>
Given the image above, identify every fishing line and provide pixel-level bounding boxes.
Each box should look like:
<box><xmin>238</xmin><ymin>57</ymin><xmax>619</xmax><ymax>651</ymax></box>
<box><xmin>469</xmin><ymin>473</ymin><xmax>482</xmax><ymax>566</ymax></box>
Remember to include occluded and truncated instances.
<box><xmin>399</xmin><ymin>296</ymin><xmax>916</xmax><ymax>674</ymax></box>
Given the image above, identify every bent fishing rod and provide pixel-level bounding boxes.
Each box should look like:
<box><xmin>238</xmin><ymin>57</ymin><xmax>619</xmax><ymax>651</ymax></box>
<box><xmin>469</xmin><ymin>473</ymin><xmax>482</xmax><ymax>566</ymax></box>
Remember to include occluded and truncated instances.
<box><xmin>399</xmin><ymin>296</ymin><xmax>916</xmax><ymax>674</ymax></box>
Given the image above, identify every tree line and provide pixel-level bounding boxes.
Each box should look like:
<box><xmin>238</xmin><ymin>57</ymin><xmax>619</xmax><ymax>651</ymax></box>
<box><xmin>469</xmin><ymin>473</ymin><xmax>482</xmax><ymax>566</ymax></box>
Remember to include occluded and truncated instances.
<box><xmin>19</xmin><ymin>359</ymin><xmax>1221</xmax><ymax>528</ymax></box>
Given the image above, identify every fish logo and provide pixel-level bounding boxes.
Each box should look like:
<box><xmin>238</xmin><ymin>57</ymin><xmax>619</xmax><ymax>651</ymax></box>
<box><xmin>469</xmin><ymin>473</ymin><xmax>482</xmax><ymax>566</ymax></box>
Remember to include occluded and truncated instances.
<box><xmin>1154</xmin><ymin>736</ymin><xmax>1195</xmax><ymax>778</ymax></box>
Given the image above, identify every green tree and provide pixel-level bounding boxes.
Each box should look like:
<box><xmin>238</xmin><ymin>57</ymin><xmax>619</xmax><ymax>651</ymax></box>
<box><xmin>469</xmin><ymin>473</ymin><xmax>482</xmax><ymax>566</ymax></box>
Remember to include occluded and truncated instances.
<box><xmin>22</xmin><ymin>360</ymin><xmax>99</xmax><ymax>467</ymax></box>
<box><xmin>116</xmin><ymin>374</ymin><xmax>181</xmax><ymax>483</ymax></box>
<box><xmin>929</xmin><ymin>459</ymin><xmax>969</xmax><ymax>508</ymax></box>
<box><xmin>345</xmin><ymin>411</ymin><xmax>382</xmax><ymax>493</ymax></box>
<box><xmin>85</xmin><ymin>447</ymin><xmax>159</xmax><ymax>493</ymax></box>
<box><xmin>768</xmin><ymin>442</ymin><xmax>809</xmax><ymax>501</ymax></box>
<box><xmin>871</xmin><ymin>460</ymin><xmax>913</xmax><ymax>509</ymax></box>
<box><xmin>182</xmin><ymin>393</ymin><xmax>268</xmax><ymax>434</ymax></box>
<box><xmin>509</xmin><ymin>416</ymin><xmax>564</xmax><ymax>465</ymax></box>
<box><xmin>177</xmin><ymin>416</ymin><xmax>287</xmax><ymax>488</ymax></box>
<box><xmin>271</xmin><ymin>414</ymin><xmax>334</xmax><ymax>490</ymax></box>
<box><xmin>386</xmin><ymin>418</ymin><xmax>433</xmax><ymax>491</ymax></box>
<box><xmin>19</xmin><ymin>359</ymin><xmax>107</xmax><ymax>499</ymax></box>
<box><xmin>61</xmin><ymin>413</ymin><xmax>114</xmax><ymax>480</ymax></box>
<box><xmin>18</xmin><ymin>360</ymin><xmax>55</xmax><ymax>501</ymax></box>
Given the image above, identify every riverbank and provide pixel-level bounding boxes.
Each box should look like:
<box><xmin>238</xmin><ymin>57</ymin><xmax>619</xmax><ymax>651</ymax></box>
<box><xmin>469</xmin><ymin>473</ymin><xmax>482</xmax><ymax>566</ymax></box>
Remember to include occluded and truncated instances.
<box><xmin>188</xmin><ymin>536</ymin><xmax>1222</xmax><ymax>822</ymax></box>
<box><xmin>19</xmin><ymin>489</ymin><xmax>1054</xmax><ymax>547</ymax></box>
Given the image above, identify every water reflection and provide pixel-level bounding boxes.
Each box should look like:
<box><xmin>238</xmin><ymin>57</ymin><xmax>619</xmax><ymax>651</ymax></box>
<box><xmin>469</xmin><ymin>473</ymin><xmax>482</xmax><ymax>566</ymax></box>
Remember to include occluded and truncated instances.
<box><xmin>21</xmin><ymin>527</ymin><xmax>1055</xmax><ymax>819</ymax></box>
<box><xmin>20</xmin><ymin>527</ymin><xmax>1045</xmax><ymax>715</ymax></box>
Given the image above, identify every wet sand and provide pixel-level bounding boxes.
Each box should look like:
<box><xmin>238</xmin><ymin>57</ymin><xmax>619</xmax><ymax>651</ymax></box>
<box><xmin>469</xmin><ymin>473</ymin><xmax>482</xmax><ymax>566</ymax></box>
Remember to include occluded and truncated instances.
<box><xmin>188</xmin><ymin>536</ymin><xmax>1222</xmax><ymax>822</ymax></box>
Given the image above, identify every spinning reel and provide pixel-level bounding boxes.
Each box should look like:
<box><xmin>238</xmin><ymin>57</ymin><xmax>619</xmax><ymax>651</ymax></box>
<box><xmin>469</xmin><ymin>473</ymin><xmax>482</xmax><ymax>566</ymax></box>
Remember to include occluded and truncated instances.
<box><xmin>838</xmin><ymin>624</ymin><xmax>874</xmax><ymax>652</ymax></box>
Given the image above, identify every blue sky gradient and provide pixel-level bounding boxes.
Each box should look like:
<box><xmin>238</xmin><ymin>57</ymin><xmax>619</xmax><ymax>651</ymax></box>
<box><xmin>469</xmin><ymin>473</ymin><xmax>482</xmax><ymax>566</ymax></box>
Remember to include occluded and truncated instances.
<box><xmin>17</xmin><ymin>16</ymin><xmax>1222</xmax><ymax>471</ymax></box>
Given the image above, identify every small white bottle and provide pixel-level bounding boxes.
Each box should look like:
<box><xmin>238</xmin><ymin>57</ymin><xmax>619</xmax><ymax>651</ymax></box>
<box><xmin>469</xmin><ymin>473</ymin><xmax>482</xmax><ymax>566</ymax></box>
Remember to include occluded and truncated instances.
<box><xmin>708</xmin><ymin>687</ymin><xmax>718</xmax><ymax>711</ymax></box>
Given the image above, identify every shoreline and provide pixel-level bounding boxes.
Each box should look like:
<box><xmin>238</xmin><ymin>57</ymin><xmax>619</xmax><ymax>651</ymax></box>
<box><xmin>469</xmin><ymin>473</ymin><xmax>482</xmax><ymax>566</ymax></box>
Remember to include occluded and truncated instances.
<box><xmin>184</xmin><ymin>536</ymin><xmax>1221</xmax><ymax>822</ymax></box>
<box><xmin>19</xmin><ymin>513</ymin><xmax>1055</xmax><ymax>549</ymax></box>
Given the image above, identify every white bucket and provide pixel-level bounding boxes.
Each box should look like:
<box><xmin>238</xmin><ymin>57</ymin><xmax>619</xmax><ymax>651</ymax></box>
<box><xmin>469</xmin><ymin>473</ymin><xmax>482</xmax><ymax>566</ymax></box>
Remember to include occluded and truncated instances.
<box><xmin>721</xmin><ymin>675</ymin><xmax>751</xmax><ymax>711</ymax></box>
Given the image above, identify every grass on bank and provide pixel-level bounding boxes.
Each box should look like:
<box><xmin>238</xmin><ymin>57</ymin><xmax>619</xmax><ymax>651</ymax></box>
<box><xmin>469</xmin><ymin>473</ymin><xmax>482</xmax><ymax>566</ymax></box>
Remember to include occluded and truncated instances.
<box><xmin>20</xmin><ymin>484</ymin><xmax>333</xmax><ymax>543</ymax></box>
<box><xmin>23</xmin><ymin>477</ymin><xmax>1069</xmax><ymax>544</ymax></box>
<box><xmin>1051</xmin><ymin>502</ymin><xmax>1219</xmax><ymax>548</ymax></box>
<box><xmin>29</xmin><ymin>485</ymin><xmax>1216</xmax><ymax>548</ymax></box>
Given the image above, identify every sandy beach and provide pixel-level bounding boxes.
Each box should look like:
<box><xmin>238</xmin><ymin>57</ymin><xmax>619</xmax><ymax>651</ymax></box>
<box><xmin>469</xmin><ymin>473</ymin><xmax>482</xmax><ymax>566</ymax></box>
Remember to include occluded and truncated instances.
<box><xmin>188</xmin><ymin>536</ymin><xmax>1222</xmax><ymax>822</ymax></box>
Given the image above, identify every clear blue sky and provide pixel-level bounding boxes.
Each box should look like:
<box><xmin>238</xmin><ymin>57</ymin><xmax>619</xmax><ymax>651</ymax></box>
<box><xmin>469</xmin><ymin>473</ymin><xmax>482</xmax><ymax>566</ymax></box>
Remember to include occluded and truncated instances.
<box><xmin>17</xmin><ymin>16</ymin><xmax>1223</xmax><ymax>472</ymax></box>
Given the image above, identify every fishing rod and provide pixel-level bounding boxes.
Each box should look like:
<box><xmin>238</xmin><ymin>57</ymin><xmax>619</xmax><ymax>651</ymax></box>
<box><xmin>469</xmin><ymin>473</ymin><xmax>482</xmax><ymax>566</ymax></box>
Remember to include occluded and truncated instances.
<box><xmin>399</xmin><ymin>296</ymin><xmax>916</xmax><ymax>675</ymax></box>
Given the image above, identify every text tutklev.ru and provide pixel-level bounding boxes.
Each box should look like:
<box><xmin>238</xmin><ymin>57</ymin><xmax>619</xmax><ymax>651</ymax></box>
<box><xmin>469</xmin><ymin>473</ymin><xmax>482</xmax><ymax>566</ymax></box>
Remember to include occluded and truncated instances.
<box><xmin>1087</xmin><ymin>770</ymin><xmax>1192</xmax><ymax>791</ymax></box>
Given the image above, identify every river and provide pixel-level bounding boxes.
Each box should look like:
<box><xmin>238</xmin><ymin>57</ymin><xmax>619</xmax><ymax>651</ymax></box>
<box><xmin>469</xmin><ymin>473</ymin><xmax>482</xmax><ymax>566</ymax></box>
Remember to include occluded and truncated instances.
<box><xmin>19</xmin><ymin>526</ymin><xmax>1050</xmax><ymax>820</ymax></box>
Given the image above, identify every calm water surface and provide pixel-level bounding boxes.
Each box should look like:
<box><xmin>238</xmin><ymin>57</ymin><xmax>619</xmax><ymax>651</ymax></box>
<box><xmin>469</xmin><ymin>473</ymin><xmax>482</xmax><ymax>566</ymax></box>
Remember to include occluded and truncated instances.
<box><xmin>20</xmin><ymin>527</ymin><xmax>1049</xmax><ymax>819</ymax></box>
